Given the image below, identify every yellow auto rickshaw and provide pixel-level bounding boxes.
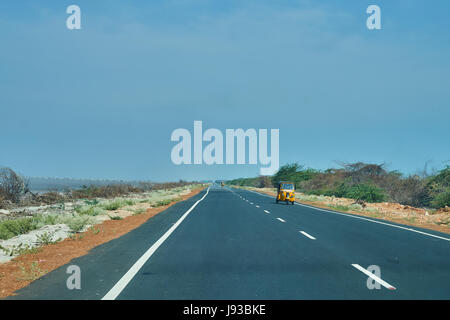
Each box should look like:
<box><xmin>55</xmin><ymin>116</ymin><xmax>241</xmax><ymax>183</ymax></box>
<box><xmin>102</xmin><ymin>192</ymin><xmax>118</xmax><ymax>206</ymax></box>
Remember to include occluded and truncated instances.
<box><xmin>276</xmin><ymin>181</ymin><xmax>295</xmax><ymax>205</ymax></box>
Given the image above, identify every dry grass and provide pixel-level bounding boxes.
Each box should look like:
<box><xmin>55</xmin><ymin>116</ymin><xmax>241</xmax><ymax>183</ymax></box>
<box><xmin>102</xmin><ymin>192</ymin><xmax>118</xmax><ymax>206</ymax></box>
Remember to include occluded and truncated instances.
<box><xmin>0</xmin><ymin>186</ymin><xmax>205</xmax><ymax>298</ymax></box>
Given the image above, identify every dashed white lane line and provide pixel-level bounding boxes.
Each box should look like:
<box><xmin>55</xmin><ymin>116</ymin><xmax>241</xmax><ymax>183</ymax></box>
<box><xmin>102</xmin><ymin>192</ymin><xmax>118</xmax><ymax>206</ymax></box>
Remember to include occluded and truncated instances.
<box><xmin>264</xmin><ymin>210</ymin><xmax>270</xmax><ymax>214</ymax></box>
<box><xmin>102</xmin><ymin>187</ymin><xmax>210</xmax><ymax>300</ymax></box>
<box><xmin>250</xmin><ymin>202</ymin><xmax>254</xmax><ymax>205</ymax></box>
<box><xmin>255</xmin><ymin>205</ymin><xmax>260</xmax><ymax>208</ymax></box>
<box><xmin>299</xmin><ymin>231</ymin><xmax>316</xmax><ymax>240</ymax></box>
<box><xmin>351</xmin><ymin>264</ymin><xmax>396</xmax><ymax>290</ymax></box>
<box><xmin>276</xmin><ymin>218</ymin><xmax>286</xmax><ymax>223</ymax></box>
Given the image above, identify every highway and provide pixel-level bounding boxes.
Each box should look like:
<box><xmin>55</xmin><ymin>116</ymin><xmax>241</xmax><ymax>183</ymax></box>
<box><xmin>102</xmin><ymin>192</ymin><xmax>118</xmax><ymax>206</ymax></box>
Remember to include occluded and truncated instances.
<box><xmin>9</xmin><ymin>184</ymin><xmax>450</xmax><ymax>299</ymax></box>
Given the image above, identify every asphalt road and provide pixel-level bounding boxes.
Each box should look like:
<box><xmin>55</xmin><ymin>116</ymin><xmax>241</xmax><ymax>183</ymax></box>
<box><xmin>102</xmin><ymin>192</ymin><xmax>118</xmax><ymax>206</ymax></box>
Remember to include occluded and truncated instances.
<box><xmin>9</xmin><ymin>184</ymin><xmax>450</xmax><ymax>299</ymax></box>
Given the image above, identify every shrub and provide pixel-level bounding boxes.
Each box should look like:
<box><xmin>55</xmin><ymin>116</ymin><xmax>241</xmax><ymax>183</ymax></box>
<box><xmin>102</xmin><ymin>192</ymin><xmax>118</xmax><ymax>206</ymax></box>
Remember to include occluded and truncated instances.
<box><xmin>133</xmin><ymin>208</ymin><xmax>146</xmax><ymax>215</ymax></box>
<box><xmin>66</xmin><ymin>216</ymin><xmax>91</xmax><ymax>233</ymax></box>
<box><xmin>154</xmin><ymin>199</ymin><xmax>173</xmax><ymax>207</ymax></box>
<box><xmin>75</xmin><ymin>205</ymin><xmax>104</xmax><ymax>216</ymax></box>
<box><xmin>430</xmin><ymin>189</ymin><xmax>450</xmax><ymax>209</ymax></box>
<box><xmin>343</xmin><ymin>183</ymin><xmax>387</xmax><ymax>203</ymax></box>
<box><xmin>310</xmin><ymin>183</ymin><xmax>386</xmax><ymax>203</ymax></box>
<box><xmin>388</xmin><ymin>176</ymin><xmax>430</xmax><ymax>207</ymax></box>
<box><xmin>103</xmin><ymin>200</ymin><xmax>124</xmax><ymax>211</ymax></box>
<box><xmin>36</xmin><ymin>231</ymin><xmax>56</xmax><ymax>246</ymax></box>
<box><xmin>124</xmin><ymin>199</ymin><xmax>136</xmax><ymax>206</ymax></box>
<box><xmin>427</xmin><ymin>167</ymin><xmax>450</xmax><ymax>208</ymax></box>
<box><xmin>0</xmin><ymin>217</ymin><xmax>35</xmax><ymax>240</ymax></box>
<box><xmin>256</xmin><ymin>176</ymin><xmax>273</xmax><ymax>188</ymax></box>
<box><xmin>0</xmin><ymin>167</ymin><xmax>27</xmax><ymax>203</ymax></box>
<box><xmin>84</xmin><ymin>199</ymin><xmax>100</xmax><ymax>205</ymax></box>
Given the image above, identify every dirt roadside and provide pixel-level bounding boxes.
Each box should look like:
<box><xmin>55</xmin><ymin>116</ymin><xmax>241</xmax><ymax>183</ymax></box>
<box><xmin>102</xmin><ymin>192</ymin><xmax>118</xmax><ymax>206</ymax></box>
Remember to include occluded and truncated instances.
<box><xmin>0</xmin><ymin>186</ymin><xmax>205</xmax><ymax>298</ymax></box>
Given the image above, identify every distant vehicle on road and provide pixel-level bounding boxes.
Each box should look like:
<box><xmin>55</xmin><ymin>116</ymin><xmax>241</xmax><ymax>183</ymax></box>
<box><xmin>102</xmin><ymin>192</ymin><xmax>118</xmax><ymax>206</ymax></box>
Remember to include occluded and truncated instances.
<box><xmin>221</xmin><ymin>182</ymin><xmax>225</xmax><ymax>187</ymax></box>
<box><xmin>276</xmin><ymin>181</ymin><xmax>295</xmax><ymax>205</ymax></box>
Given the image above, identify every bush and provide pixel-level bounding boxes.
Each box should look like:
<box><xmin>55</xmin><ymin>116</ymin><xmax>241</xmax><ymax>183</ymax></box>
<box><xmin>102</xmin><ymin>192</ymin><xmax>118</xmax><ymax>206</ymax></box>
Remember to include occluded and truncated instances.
<box><xmin>430</xmin><ymin>189</ymin><xmax>450</xmax><ymax>209</ymax></box>
<box><xmin>103</xmin><ymin>200</ymin><xmax>124</xmax><ymax>211</ymax></box>
<box><xmin>256</xmin><ymin>176</ymin><xmax>273</xmax><ymax>188</ymax></box>
<box><xmin>66</xmin><ymin>216</ymin><xmax>91</xmax><ymax>233</ymax></box>
<box><xmin>154</xmin><ymin>199</ymin><xmax>174</xmax><ymax>207</ymax></box>
<box><xmin>427</xmin><ymin>167</ymin><xmax>450</xmax><ymax>208</ymax></box>
<box><xmin>75</xmin><ymin>205</ymin><xmax>105</xmax><ymax>216</ymax></box>
<box><xmin>313</xmin><ymin>183</ymin><xmax>386</xmax><ymax>203</ymax></box>
<box><xmin>0</xmin><ymin>167</ymin><xmax>27</xmax><ymax>203</ymax></box>
<box><xmin>0</xmin><ymin>217</ymin><xmax>36</xmax><ymax>240</ymax></box>
<box><xmin>388</xmin><ymin>176</ymin><xmax>430</xmax><ymax>207</ymax></box>
<box><xmin>343</xmin><ymin>183</ymin><xmax>387</xmax><ymax>203</ymax></box>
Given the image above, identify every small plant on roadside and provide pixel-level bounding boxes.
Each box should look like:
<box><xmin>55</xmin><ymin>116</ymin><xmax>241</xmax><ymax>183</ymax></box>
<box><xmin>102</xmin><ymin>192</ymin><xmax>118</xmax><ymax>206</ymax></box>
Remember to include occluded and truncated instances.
<box><xmin>103</xmin><ymin>200</ymin><xmax>124</xmax><ymax>211</ymax></box>
<box><xmin>36</xmin><ymin>231</ymin><xmax>56</xmax><ymax>246</ymax></box>
<box><xmin>124</xmin><ymin>199</ymin><xmax>136</xmax><ymax>206</ymax></box>
<box><xmin>430</xmin><ymin>190</ymin><xmax>450</xmax><ymax>209</ymax></box>
<box><xmin>90</xmin><ymin>226</ymin><xmax>100</xmax><ymax>235</ymax></box>
<box><xmin>66</xmin><ymin>216</ymin><xmax>91</xmax><ymax>233</ymax></box>
<box><xmin>154</xmin><ymin>197</ymin><xmax>181</xmax><ymax>207</ymax></box>
<box><xmin>84</xmin><ymin>199</ymin><xmax>99</xmax><ymax>206</ymax></box>
<box><xmin>132</xmin><ymin>208</ymin><xmax>146</xmax><ymax>215</ymax></box>
<box><xmin>0</xmin><ymin>243</ymin><xmax>42</xmax><ymax>257</ymax></box>
<box><xmin>18</xmin><ymin>261</ymin><xmax>47</xmax><ymax>281</ymax></box>
<box><xmin>75</xmin><ymin>205</ymin><xmax>104</xmax><ymax>216</ymax></box>
<box><xmin>154</xmin><ymin>199</ymin><xmax>172</xmax><ymax>207</ymax></box>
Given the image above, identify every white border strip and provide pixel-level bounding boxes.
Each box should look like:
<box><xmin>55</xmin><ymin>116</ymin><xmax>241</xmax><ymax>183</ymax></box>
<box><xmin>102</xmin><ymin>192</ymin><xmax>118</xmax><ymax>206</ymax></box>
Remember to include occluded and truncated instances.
<box><xmin>102</xmin><ymin>187</ymin><xmax>210</xmax><ymax>300</ymax></box>
<box><xmin>352</xmin><ymin>264</ymin><xmax>396</xmax><ymax>290</ymax></box>
<box><xmin>242</xmin><ymin>188</ymin><xmax>450</xmax><ymax>242</ymax></box>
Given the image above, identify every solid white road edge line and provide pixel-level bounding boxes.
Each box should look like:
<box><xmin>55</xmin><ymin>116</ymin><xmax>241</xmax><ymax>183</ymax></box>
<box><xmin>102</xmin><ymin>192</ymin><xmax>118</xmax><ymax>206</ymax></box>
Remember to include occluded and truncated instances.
<box><xmin>276</xmin><ymin>218</ymin><xmax>286</xmax><ymax>223</ymax></box>
<box><xmin>102</xmin><ymin>187</ymin><xmax>210</xmax><ymax>300</ymax></box>
<box><xmin>300</xmin><ymin>231</ymin><xmax>316</xmax><ymax>240</ymax></box>
<box><xmin>241</xmin><ymin>188</ymin><xmax>450</xmax><ymax>242</ymax></box>
<box><xmin>351</xmin><ymin>264</ymin><xmax>396</xmax><ymax>290</ymax></box>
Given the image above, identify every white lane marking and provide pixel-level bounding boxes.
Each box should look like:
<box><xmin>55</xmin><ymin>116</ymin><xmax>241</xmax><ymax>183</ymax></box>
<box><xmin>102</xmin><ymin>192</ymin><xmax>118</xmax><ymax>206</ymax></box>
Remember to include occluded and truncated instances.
<box><xmin>276</xmin><ymin>218</ymin><xmax>286</xmax><ymax>223</ymax></box>
<box><xmin>102</xmin><ymin>187</ymin><xmax>210</xmax><ymax>300</ymax></box>
<box><xmin>250</xmin><ymin>202</ymin><xmax>254</xmax><ymax>205</ymax></box>
<box><xmin>352</xmin><ymin>264</ymin><xmax>396</xmax><ymax>290</ymax></box>
<box><xmin>300</xmin><ymin>231</ymin><xmax>316</xmax><ymax>240</ymax></box>
<box><xmin>255</xmin><ymin>205</ymin><xmax>260</xmax><ymax>208</ymax></box>
<box><xmin>264</xmin><ymin>210</ymin><xmax>270</xmax><ymax>214</ymax></box>
<box><xmin>241</xmin><ymin>188</ymin><xmax>450</xmax><ymax>242</ymax></box>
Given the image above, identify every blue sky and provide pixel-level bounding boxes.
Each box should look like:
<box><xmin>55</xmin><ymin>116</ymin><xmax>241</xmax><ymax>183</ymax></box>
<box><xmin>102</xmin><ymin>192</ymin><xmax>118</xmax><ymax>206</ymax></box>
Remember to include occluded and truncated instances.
<box><xmin>0</xmin><ymin>0</ymin><xmax>449</xmax><ymax>181</ymax></box>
